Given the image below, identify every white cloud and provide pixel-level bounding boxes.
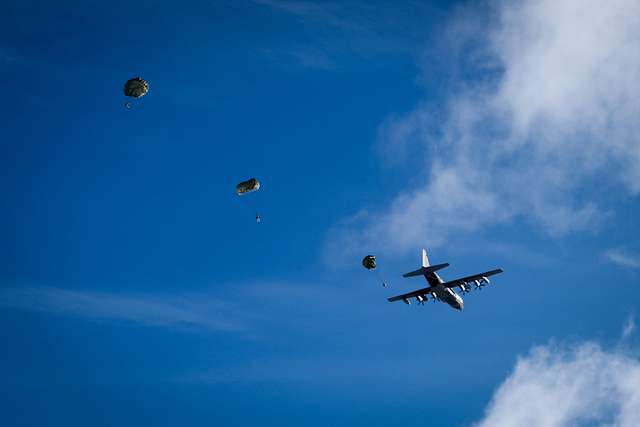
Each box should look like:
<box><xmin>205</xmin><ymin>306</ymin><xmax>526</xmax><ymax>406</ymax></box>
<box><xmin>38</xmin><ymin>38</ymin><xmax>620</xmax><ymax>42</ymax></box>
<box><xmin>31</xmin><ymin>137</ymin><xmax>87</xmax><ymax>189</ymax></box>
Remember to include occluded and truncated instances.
<box><xmin>473</xmin><ymin>342</ymin><xmax>640</xmax><ymax>427</ymax></box>
<box><xmin>334</xmin><ymin>0</ymin><xmax>640</xmax><ymax>254</ymax></box>
<box><xmin>604</xmin><ymin>248</ymin><xmax>640</xmax><ymax>269</ymax></box>
<box><xmin>0</xmin><ymin>287</ymin><xmax>241</xmax><ymax>332</ymax></box>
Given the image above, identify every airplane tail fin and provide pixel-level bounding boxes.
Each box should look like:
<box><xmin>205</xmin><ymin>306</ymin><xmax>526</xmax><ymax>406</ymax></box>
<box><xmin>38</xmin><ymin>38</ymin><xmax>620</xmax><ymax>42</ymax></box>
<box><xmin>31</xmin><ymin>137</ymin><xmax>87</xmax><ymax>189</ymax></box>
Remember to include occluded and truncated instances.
<box><xmin>403</xmin><ymin>249</ymin><xmax>447</xmax><ymax>278</ymax></box>
<box><xmin>421</xmin><ymin>249</ymin><xmax>430</xmax><ymax>267</ymax></box>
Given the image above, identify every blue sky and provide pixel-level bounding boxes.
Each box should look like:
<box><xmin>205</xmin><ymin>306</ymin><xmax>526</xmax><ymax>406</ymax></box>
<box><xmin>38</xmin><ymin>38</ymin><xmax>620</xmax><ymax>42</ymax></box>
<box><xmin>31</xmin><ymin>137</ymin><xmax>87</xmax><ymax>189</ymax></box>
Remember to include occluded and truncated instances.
<box><xmin>2</xmin><ymin>0</ymin><xmax>640</xmax><ymax>426</ymax></box>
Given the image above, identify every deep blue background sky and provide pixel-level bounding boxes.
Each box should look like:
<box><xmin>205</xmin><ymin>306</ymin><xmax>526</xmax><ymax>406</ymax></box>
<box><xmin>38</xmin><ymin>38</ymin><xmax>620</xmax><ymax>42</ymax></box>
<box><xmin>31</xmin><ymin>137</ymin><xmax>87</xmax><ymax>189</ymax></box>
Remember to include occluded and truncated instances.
<box><xmin>1</xmin><ymin>1</ymin><xmax>639</xmax><ymax>426</ymax></box>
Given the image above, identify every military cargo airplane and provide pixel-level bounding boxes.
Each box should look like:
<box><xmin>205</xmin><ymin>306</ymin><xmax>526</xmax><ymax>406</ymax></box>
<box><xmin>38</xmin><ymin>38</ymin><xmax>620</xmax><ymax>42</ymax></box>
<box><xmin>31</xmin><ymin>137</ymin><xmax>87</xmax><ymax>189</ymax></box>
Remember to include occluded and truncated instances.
<box><xmin>388</xmin><ymin>249</ymin><xmax>503</xmax><ymax>311</ymax></box>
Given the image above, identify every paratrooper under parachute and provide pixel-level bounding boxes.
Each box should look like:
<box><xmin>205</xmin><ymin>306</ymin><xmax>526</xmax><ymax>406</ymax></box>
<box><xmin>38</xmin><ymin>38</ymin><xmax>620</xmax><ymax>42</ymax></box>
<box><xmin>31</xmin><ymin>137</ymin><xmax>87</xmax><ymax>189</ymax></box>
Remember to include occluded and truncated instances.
<box><xmin>123</xmin><ymin>77</ymin><xmax>149</xmax><ymax>109</ymax></box>
<box><xmin>236</xmin><ymin>178</ymin><xmax>262</xmax><ymax>223</ymax></box>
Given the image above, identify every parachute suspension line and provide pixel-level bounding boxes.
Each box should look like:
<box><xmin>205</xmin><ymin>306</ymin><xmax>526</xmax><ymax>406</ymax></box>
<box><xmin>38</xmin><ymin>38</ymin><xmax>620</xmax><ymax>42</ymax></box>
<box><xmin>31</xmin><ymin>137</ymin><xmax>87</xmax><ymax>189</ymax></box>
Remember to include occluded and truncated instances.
<box><xmin>249</xmin><ymin>193</ymin><xmax>261</xmax><ymax>223</ymax></box>
<box><xmin>362</xmin><ymin>255</ymin><xmax>387</xmax><ymax>287</ymax></box>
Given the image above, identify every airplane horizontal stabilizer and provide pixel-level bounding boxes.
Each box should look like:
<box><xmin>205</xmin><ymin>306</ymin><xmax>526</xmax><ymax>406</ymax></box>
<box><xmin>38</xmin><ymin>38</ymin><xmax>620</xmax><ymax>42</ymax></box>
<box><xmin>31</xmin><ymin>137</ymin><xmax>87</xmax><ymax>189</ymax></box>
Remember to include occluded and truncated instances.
<box><xmin>402</xmin><ymin>262</ymin><xmax>449</xmax><ymax>278</ymax></box>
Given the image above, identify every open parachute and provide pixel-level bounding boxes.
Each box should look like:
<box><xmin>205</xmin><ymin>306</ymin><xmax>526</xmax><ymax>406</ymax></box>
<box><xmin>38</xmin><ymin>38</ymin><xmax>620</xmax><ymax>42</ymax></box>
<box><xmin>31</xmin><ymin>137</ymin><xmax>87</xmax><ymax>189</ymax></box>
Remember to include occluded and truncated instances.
<box><xmin>124</xmin><ymin>77</ymin><xmax>149</xmax><ymax>99</ymax></box>
<box><xmin>362</xmin><ymin>255</ymin><xmax>376</xmax><ymax>270</ymax></box>
<box><xmin>236</xmin><ymin>178</ymin><xmax>260</xmax><ymax>195</ymax></box>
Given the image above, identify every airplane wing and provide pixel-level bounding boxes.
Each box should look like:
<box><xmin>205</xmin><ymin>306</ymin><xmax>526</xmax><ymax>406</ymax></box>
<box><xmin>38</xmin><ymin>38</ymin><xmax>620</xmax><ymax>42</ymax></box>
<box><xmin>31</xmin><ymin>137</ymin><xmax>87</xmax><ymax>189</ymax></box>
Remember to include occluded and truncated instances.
<box><xmin>387</xmin><ymin>268</ymin><xmax>504</xmax><ymax>303</ymax></box>
<box><xmin>387</xmin><ymin>286</ymin><xmax>434</xmax><ymax>303</ymax></box>
<box><xmin>442</xmin><ymin>269</ymin><xmax>503</xmax><ymax>288</ymax></box>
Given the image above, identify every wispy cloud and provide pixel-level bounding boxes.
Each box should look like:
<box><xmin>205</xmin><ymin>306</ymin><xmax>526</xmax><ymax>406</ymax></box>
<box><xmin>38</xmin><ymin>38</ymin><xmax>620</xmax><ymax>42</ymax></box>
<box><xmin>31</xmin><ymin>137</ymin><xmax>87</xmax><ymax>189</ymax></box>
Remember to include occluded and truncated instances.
<box><xmin>0</xmin><ymin>281</ymin><xmax>344</xmax><ymax>335</ymax></box>
<box><xmin>473</xmin><ymin>341</ymin><xmax>640</xmax><ymax>427</ymax></box>
<box><xmin>0</xmin><ymin>287</ymin><xmax>242</xmax><ymax>332</ymax></box>
<box><xmin>252</xmin><ymin>1</ymin><xmax>441</xmax><ymax>70</ymax></box>
<box><xmin>253</xmin><ymin>0</ymin><xmax>364</xmax><ymax>32</ymax></box>
<box><xmin>331</xmin><ymin>0</ymin><xmax>640</xmax><ymax>255</ymax></box>
<box><xmin>604</xmin><ymin>248</ymin><xmax>640</xmax><ymax>269</ymax></box>
<box><xmin>178</xmin><ymin>353</ymin><xmax>449</xmax><ymax>387</ymax></box>
<box><xmin>0</xmin><ymin>47</ymin><xmax>18</xmax><ymax>70</ymax></box>
<box><xmin>623</xmin><ymin>314</ymin><xmax>636</xmax><ymax>339</ymax></box>
<box><xmin>256</xmin><ymin>46</ymin><xmax>338</xmax><ymax>71</ymax></box>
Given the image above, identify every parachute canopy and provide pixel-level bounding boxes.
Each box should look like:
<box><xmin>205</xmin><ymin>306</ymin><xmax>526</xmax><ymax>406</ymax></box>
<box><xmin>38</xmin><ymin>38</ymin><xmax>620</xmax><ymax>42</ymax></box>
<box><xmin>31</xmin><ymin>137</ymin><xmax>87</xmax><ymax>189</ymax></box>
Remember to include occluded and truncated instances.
<box><xmin>124</xmin><ymin>77</ymin><xmax>149</xmax><ymax>99</ymax></box>
<box><xmin>236</xmin><ymin>178</ymin><xmax>261</xmax><ymax>195</ymax></box>
<box><xmin>362</xmin><ymin>255</ymin><xmax>376</xmax><ymax>270</ymax></box>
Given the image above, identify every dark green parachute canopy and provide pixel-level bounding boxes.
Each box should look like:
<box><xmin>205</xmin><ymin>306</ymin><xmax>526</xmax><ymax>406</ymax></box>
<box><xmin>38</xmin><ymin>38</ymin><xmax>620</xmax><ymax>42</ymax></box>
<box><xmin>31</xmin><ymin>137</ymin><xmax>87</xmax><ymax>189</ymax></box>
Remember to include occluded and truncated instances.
<box><xmin>236</xmin><ymin>178</ymin><xmax>261</xmax><ymax>195</ymax></box>
<box><xmin>124</xmin><ymin>77</ymin><xmax>149</xmax><ymax>98</ymax></box>
<box><xmin>362</xmin><ymin>255</ymin><xmax>376</xmax><ymax>270</ymax></box>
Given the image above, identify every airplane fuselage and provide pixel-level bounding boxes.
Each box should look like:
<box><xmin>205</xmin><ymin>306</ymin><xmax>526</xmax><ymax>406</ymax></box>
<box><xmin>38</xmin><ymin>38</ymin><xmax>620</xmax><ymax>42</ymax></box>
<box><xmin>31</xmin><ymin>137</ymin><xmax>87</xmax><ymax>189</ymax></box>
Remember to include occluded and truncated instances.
<box><xmin>426</xmin><ymin>271</ymin><xmax>464</xmax><ymax>311</ymax></box>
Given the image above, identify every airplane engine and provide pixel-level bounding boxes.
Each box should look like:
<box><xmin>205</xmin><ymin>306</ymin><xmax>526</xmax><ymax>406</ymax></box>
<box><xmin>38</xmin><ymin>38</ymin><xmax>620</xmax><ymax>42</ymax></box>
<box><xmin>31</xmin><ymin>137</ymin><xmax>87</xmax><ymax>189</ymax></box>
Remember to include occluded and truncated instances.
<box><xmin>403</xmin><ymin>298</ymin><xmax>410</xmax><ymax>305</ymax></box>
<box><xmin>474</xmin><ymin>280</ymin><xmax>481</xmax><ymax>288</ymax></box>
<box><xmin>481</xmin><ymin>276</ymin><xmax>490</xmax><ymax>285</ymax></box>
<box><xmin>416</xmin><ymin>295</ymin><xmax>425</xmax><ymax>304</ymax></box>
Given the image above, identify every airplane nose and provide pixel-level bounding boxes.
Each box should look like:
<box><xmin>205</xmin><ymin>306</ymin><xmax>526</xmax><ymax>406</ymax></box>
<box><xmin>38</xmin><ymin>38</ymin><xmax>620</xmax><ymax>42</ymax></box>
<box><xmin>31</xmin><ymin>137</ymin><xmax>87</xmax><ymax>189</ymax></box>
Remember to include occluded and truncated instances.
<box><xmin>457</xmin><ymin>300</ymin><xmax>464</xmax><ymax>311</ymax></box>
